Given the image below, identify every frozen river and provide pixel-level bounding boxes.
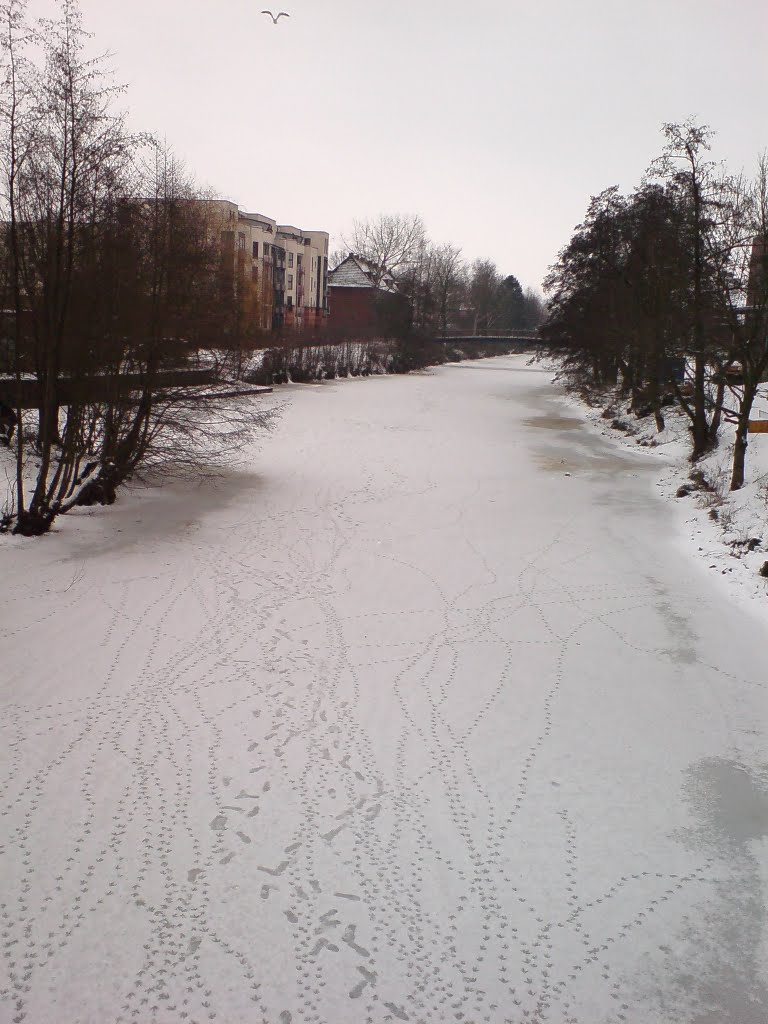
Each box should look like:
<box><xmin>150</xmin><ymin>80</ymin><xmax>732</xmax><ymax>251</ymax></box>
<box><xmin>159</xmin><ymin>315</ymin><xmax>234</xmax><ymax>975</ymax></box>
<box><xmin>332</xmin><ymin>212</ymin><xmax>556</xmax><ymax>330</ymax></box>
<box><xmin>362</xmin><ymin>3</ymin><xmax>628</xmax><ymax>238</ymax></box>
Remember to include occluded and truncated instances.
<box><xmin>2</xmin><ymin>355</ymin><xmax>767</xmax><ymax>1023</ymax></box>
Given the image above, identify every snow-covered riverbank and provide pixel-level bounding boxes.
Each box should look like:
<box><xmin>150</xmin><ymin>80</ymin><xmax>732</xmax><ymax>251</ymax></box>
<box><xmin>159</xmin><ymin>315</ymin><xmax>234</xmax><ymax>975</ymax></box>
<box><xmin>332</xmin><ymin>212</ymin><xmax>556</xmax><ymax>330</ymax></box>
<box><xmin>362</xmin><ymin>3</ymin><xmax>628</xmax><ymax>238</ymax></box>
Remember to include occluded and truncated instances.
<box><xmin>556</xmin><ymin>372</ymin><xmax>768</xmax><ymax>618</ymax></box>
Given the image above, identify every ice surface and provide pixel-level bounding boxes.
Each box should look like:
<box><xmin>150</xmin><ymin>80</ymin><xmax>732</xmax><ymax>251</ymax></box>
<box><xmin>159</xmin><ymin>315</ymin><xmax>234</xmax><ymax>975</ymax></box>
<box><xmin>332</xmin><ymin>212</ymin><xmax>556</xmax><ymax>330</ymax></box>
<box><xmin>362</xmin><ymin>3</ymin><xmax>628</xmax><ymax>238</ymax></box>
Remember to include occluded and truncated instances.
<box><xmin>1</xmin><ymin>356</ymin><xmax>767</xmax><ymax>1023</ymax></box>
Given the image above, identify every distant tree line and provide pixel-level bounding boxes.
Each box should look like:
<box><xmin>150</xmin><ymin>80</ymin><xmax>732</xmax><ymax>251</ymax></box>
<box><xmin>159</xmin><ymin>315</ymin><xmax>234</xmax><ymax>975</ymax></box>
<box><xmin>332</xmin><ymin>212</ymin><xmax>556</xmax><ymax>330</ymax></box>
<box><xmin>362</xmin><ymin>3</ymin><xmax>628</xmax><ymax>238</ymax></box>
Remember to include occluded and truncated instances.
<box><xmin>542</xmin><ymin>121</ymin><xmax>768</xmax><ymax>491</ymax></box>
<box><xmin>338</xmin><ymin>214</ymin><xmax>545</xmax><ymax>337</ymax></box>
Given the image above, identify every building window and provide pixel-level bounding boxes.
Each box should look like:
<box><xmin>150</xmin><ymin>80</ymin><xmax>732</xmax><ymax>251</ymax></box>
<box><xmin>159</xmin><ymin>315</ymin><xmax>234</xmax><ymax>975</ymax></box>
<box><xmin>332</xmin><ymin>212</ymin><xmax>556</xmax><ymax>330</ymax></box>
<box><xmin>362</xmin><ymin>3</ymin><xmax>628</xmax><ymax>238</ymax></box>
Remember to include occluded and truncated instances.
<box><xmin>286</xmin><ymin>295</ymin><xmax>293</xmax><ymax>309</ymax></box>
<box><xmin>237</xmin><ymin>232</ymin><xmax>246</xmax><ymax>251</ymax></box>
<box><xmin>252</xmin><ymin>241</ymin><xmax>259</xmax><ymax>258</ymax></box>
<box><xmin>288</xmin><ymin>252</ymin><xmax>294</xmax><ymax>268</ymax></box>
<box><xmin>287</xmin><ymin>273</ymin><xmax>294</xmax><ymax>288</ymax></box>
<box><xmin>263</xmin><ymin>244</ymin><xmax>270</xmax><ymax>259</ymax></box>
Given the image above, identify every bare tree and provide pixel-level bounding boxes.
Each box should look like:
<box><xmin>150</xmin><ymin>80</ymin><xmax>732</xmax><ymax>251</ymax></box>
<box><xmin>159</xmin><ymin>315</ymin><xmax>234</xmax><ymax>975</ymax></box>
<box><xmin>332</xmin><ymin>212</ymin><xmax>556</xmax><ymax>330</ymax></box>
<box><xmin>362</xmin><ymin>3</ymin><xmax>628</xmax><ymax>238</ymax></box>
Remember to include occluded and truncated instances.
<box><xmin>521</xmin><ymin>287</ymin><xmax>546</xmax><ymax>329</ymax></box>
<box><xmin>328</xmin><ymin>247</ymin><xmax>347</xmax><ymax>272</ymax></box>
<box><xmin>343</xmin><ymin>213</ymin><xmax>427</xmax><ymax>287</ymax></box>
<box><xmin>396</xmin><ymin>235</ymin><xmax>433</xmax><ymax>330</ymax></box>
<box><xmin>76</xmin><ymin>145</ymin><xmax>216</xmax><ymax>506</ymax></box>
<box><xmin>0</xmin><ymin>0</ymin><xmax>31</xmax><ymax>518</ymax></box>
<box><xmin>713</xmin><ymin>157</ymin><xmax>768</xmax><ymax>490</ymax></box>
<box><xmin>650</xmin><ymin>120</ymin><xmax>727</xmax><ymax>459</ymax></box>
<box><xmin>429</xmin><ymin>242</ymin><xmax>465</xmax><ymax>335</ymax></box>
<box><xmin>469</xmin><ymin>259</ymin><xmax>501</xmax><ymax>333</ymax></box>
<box><xmin>3</xmin><ymin>0</ymin><xmax>143</xmax><ymax>531</ymax></box>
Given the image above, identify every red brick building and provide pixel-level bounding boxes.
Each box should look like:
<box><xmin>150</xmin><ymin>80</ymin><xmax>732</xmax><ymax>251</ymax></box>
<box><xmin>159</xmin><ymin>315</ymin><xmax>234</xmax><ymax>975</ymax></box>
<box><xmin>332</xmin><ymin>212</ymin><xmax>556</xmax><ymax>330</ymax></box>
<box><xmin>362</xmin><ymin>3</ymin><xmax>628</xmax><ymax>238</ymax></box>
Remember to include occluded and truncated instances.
<box><xmin>327</xmin><ymin>255</ymin><xmax>406</xmax><ymax>336</ymax></box>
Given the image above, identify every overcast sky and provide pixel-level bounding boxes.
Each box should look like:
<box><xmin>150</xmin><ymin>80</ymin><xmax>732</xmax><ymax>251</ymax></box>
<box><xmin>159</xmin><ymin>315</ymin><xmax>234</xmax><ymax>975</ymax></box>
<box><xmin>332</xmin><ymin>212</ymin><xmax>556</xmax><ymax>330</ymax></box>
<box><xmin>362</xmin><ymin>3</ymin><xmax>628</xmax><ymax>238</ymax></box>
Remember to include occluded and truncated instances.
<box><xmin>26</xmin><ymin>0</ymin><xmax>768</xmax><ymax>290</ymax></box>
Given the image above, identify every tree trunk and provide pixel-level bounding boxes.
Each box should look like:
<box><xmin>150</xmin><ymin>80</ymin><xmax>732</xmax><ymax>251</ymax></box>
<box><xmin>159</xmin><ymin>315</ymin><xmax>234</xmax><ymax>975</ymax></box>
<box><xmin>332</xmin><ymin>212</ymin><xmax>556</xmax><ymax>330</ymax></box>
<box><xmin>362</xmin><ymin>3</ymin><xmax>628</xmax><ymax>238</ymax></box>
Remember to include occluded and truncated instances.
<box><xmin>691</xmin><ymin>354</ymin><xmax>709</xmax><ymax>459</ymax></box>
<box><xmin>647</xmin><ymin>347</ymin><xmax>665</xmax><ymax>432</ymax></box>
<box><xmin>654</xmin><ymin>403</ymin><xmax>665</xmax><ymax>433</ymax></box>
<box><xmin>707</xmin><ymin>377</ymin><xmax>726</xmax><ymax>447</ymax></box>
<box><xmin>730</xmin><ymin>382</ymin><xmax>757</xmax><ymax>491</ymax></box>
<box><xmin>649</xmin><ymin>372</ymin><xmax>665</xmax><ymax>432</ymax></box>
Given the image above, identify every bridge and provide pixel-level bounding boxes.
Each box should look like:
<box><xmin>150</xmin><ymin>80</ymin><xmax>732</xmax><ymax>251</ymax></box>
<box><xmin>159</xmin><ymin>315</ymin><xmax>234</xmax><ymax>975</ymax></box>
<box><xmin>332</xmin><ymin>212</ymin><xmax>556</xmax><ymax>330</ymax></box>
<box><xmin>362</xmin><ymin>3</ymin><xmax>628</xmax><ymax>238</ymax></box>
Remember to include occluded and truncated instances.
<box><xmin>434</xmin><ymin>331</ymin><xmax>540</xmax><ymax>346</ymax></box>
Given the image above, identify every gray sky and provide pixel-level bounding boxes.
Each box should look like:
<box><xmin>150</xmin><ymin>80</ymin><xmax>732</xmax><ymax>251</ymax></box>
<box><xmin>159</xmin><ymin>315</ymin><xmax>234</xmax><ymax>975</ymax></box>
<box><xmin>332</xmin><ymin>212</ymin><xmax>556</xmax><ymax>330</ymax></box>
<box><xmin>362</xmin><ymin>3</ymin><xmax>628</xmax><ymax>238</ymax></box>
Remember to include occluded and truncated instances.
<box><xmin>28</xmin><ymin>0</ymin><xmax>768</xmax><ymax>290</ymax></box>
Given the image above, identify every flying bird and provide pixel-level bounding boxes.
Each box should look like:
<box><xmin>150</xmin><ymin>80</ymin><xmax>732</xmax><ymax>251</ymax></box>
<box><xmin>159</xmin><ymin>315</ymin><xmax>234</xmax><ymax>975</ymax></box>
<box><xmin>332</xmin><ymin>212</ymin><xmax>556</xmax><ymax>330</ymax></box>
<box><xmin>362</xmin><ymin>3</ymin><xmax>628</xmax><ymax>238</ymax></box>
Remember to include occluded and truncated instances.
<box><xmin>261</xmin><ymin>10</ymin><xmax>290</xmax><ymax>23</ymax></box>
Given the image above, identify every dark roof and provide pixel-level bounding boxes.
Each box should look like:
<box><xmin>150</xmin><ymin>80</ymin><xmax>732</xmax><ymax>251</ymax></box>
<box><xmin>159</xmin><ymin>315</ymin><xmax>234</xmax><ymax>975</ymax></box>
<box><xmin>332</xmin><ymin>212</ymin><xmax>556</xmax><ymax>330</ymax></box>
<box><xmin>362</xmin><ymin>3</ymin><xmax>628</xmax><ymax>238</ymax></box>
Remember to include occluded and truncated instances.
<box><xmin>328</xmin><ymin>254</ymin><xmax>397</xmax><ymax>292</ymax></box>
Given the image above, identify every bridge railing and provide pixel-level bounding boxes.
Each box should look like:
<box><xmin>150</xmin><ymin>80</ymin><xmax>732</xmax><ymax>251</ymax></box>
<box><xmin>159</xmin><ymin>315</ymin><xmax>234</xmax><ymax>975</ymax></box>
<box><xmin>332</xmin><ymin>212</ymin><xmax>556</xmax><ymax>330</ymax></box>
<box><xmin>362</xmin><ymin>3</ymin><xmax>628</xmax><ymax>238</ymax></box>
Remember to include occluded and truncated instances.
<box><xmin>0</xmin><ymin>368</ymin><xmax>217</xmax><ymax>410</ymax></box>
<box><xmin>433</xmin><ymin>331</ymin><xmax>540</xmax><ymax>344</ymax></box>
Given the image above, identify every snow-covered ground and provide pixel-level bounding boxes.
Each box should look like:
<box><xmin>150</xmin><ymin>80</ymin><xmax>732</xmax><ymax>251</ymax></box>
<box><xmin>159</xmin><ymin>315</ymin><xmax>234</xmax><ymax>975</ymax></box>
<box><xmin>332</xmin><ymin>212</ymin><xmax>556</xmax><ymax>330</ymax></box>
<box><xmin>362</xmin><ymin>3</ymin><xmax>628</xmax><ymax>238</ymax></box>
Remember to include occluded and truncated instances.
<box><xmin>2</xmin><ymin>355</ymin><xmax>767</xmax><ymax>1024</ymax></box>
<box><xmin>557</xmin><ymin>375</ymin><xmax>768</xmax><ymax>615</ymax></box>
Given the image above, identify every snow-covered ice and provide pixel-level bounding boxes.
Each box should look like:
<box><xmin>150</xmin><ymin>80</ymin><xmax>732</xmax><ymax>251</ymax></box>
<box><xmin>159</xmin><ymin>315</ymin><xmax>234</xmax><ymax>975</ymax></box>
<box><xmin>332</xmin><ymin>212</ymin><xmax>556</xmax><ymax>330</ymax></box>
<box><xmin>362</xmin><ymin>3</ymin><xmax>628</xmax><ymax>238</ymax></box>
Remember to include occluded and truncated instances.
<box><xmin>2</xmin><ymin>355</ymin><xmax>767</xmax><ymax>1023</ymax></box>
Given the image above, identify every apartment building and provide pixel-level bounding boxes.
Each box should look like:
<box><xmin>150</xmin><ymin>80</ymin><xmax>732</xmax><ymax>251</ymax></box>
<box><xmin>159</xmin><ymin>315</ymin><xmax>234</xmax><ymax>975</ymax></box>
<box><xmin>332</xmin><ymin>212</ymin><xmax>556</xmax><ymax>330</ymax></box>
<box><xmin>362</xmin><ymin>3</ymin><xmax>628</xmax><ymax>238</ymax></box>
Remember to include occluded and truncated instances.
<box><xmin>205</xmin><ymin>200</ymin><xmax>329</xmax><ymax>333</ymax></box>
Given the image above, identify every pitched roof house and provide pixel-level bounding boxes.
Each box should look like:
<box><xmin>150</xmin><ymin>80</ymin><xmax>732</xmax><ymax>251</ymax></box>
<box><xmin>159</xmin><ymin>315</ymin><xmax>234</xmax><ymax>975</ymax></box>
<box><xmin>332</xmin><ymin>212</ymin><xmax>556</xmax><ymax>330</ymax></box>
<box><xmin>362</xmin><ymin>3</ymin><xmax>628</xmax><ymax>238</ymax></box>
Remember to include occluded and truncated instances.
<box><xmin>327</xmin><ymin>254</ymin><xmax>406</xmax><ymax>335</ymax></box>
<box><xmin>328</xmin><ymin>254</ymin><xmax>397</xmax><ymax>292</ymax></box>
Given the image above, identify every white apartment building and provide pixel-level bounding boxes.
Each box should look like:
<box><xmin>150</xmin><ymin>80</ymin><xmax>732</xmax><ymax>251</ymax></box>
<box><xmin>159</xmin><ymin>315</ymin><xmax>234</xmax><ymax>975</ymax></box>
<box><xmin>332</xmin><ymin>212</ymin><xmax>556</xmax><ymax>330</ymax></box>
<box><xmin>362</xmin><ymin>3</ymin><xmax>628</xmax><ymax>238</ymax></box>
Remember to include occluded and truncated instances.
<box><xmin>205</xmin><ymin>200</ymin><xmax>329</xmax><ymax>332</ymax></box>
